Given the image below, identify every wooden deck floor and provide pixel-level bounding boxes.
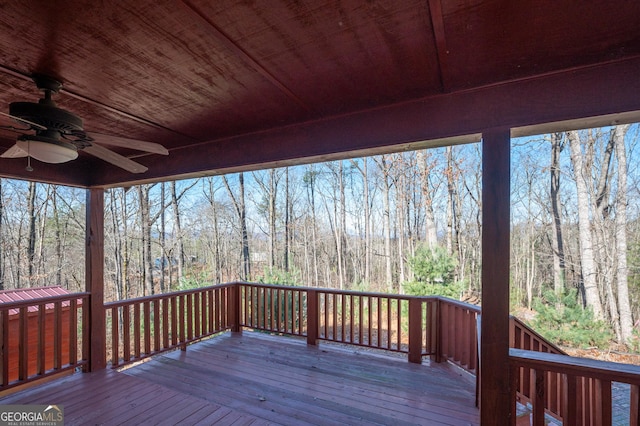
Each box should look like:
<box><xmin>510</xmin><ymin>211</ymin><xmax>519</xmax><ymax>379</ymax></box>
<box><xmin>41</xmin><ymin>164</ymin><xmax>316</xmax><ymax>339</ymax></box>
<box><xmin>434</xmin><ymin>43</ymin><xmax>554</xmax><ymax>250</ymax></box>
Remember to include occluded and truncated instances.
<box><xmin>0</xmin><ymin>332</ymin><xmax>479</xmax><ymax>425</ymax></box>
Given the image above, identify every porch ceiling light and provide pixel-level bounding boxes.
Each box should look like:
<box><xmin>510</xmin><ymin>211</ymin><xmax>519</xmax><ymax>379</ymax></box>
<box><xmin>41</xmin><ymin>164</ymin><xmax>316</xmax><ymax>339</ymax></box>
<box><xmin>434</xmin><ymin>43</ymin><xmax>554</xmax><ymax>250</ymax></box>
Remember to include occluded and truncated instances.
<box><xmin>17</xmin><ymin>135</ymin><xmax>78</xmax><ymax>164</ymax></box>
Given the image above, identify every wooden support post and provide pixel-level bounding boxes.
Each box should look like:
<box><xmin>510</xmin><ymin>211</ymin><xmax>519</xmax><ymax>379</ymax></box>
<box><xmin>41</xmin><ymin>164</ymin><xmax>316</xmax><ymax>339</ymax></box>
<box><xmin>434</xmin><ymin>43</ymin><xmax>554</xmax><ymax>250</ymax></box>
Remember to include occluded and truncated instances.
<box><xmin>408</xmin><ymin>298</ymin><xmax>422</xmax><ymax>364</ymax></box>
<box><xmin>306</xmin><ymin>290</ymin><xmax>318</xmax><ymax>345</ymax></box>
<box><xmin>480</xmin><ymin>128</ymin><xmax>511</xmax><ymax>425</ymax></box>
<box><xmin>231</xmin><ymin>284</ymin><xmax>242</xmax><ymax>333</ymax></box>
<box><xmin>86</xmin><ymin>188</ymin><xmax>106</xmax><ymax>371</ymax></box>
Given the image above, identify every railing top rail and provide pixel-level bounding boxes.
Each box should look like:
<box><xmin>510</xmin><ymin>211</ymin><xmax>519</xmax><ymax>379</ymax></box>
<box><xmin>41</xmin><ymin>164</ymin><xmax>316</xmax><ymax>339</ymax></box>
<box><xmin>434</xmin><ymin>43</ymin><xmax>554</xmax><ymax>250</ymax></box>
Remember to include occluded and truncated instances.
<box><xmin>435</xmin><ymin>296</ymin><xmax>482</xmax><ymax>313</ymax></box>
<box><xmin>509</xmin><ymin>316</ymin><xmax>566</xmax><ymax>354</ymax></box>
<box><xmin>0</xmin><ymin>292</ymin><xmax>90</xmax><ymax>311</ymax></box>
<box><xmin>105</xmin><ymin>283</ymin><xmax>235</xmax><ymax>308</ymax></box>
<box><xmin>236</xmin><ymin>281</ymin><xmax>441</xmax><ymax>301</ymax></box>
<box><xmin>510</xmin><ymin>348</ymin><xmax>640</xmax><ymax>385</ymax></box>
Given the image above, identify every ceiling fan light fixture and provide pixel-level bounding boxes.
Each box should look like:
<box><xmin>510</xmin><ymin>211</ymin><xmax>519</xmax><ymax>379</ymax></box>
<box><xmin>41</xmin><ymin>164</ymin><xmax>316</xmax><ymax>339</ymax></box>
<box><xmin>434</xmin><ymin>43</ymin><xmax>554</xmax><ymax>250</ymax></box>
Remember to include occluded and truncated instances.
<box><xmin>16</xmin><ymin>137</ymin><xmax>78</xmax><ymax>164</ymax></box>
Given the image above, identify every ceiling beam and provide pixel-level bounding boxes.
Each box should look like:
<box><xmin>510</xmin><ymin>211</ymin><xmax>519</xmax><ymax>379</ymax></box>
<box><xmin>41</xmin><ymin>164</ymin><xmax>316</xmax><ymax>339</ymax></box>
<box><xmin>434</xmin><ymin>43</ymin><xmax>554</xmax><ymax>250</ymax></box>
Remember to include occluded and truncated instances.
<box><xmin>88</xmin><ymin>55</ymin><xmax>640</xmax><ymax>188</ymax></box>
<box><xmin>427</xmin><ymin>0</ymin><xmax>451</xmax><ymax>92</ymax></box>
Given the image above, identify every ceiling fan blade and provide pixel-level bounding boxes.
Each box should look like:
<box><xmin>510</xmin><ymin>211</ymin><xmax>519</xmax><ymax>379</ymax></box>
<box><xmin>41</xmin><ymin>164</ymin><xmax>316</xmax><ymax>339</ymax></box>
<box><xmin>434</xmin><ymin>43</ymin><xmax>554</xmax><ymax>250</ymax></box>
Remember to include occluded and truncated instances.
<box><xmin>0</xmin><ymin>111</ymin><xmax>47</xmax><ymax>131</ymax></box>
<box><xmin>1</xmin><ymin>144</ymin><xmax>28</xmax><ymax>158</ymax></box>
<box><xmin>83</xmin><ymin>144</ymin><xmax>148</xmax><ymax>173</ymax></box>
<box><xmin>87</xmin><ymin>133</ymin><xmax>169</xmax><ymax>155</ymax></box>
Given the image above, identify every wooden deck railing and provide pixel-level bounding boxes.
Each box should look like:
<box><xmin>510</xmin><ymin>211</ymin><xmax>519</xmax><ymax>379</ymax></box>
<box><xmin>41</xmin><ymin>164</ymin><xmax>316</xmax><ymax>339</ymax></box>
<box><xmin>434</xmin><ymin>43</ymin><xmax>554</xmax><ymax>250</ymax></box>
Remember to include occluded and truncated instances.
<box><xmin>509</xmin><ymin>316</ymin><xmax>567</xmax><ymax>421</ymax></box>
<box><xmin>0</xmin><ymin>292</ymin><xmax>90</xmax><ymax>391</ymax></box>
<box><xmin>510</xmin><ymin>349</ymin><xmax>640</xmax><ymax>426</ymax></box>
<box><xmin>4</xmin><ymin>281</ymin><xmax>640</xmax><ymax>426</ymax></box>
<box><xmin>105</xmin><ymin>284</ymin><xmax>235</xmax><ymax>368</ymax></box>
<box><xmin>439</xmin><ymin>298</ymin><xmax>480</xmax><ymax>374</ymax></box>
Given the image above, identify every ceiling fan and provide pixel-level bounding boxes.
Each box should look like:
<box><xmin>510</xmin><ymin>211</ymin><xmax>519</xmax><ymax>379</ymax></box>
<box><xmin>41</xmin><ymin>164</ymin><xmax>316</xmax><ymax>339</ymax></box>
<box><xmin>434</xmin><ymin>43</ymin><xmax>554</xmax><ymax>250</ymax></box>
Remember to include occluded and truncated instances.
<box><xmin>0</xmin><ymin>74</ymin><xmax>168</xmax><ymax>173</ymax></box>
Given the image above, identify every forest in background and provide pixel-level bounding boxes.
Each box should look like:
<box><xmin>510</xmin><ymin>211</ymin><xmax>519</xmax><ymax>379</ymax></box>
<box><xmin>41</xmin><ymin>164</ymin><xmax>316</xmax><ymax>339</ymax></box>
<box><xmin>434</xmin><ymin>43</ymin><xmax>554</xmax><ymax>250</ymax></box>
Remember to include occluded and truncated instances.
<box><xmin>1</xmin><ymin>125</ymin><xmax>639</xmax><ymax>350</ymax></box>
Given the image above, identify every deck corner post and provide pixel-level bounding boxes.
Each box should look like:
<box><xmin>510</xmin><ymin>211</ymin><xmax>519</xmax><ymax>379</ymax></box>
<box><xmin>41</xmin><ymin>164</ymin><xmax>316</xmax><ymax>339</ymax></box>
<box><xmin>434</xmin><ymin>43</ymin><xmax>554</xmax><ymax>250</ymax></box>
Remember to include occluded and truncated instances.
<box><xmin>480</xmin><ymin>127</ymin><xmax>511</xmax><ymax>425</ymax></box>
<box><xmin>408</xmin><ymin>298</ymin><xmax>422</xmax><ymax>364</ymax></box>
<box><xmin>231</xmin><ymin>283</ymin><xmax>242</xmax><ymax>333</ymax></box>
<box><xmin>86</xmin><ymin>188</ymin><xmax>106</xmax><ymax>371</ymax></box>
<box><xmin>306</xmin><ymin>289</ymin><xmax>318</xmax><ymax>345</ymax></box>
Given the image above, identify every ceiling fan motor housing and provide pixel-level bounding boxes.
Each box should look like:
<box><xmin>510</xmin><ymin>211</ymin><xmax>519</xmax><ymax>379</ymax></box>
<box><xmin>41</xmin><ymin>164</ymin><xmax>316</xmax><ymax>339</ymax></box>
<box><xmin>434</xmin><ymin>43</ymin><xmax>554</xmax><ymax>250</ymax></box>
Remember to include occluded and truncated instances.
<box><xmin>9</xmin><ymin>101</ymin><xmax>83</xmax><ymax>134</ymax></box>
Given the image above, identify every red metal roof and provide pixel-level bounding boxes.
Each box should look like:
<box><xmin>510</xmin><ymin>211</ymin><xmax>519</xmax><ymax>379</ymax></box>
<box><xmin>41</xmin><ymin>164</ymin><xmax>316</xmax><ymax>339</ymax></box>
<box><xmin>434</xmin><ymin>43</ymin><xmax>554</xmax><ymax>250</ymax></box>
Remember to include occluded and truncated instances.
<box><xmin>0</xmin><ymin>286</ymin><xmax>76</xmax><ymax>315</ymax></box>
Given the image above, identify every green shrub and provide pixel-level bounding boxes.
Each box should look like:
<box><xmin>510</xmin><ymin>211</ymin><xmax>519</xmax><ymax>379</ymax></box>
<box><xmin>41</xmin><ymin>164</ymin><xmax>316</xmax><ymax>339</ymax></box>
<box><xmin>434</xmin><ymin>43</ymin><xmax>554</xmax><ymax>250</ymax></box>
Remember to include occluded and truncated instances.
<box><xmin>256</xmin><ymin>267</ymin><xmax>302</xmax><ymax>287</ymax></box>
<box><xmin>531</xmin><ymin>289</ymin><xmax>613</xmax><ymax>349</ymax></box>
<box><xmin>404</xmin><ymin>245</ymin><xmax>461</xmax><ymax>297</ymax></box>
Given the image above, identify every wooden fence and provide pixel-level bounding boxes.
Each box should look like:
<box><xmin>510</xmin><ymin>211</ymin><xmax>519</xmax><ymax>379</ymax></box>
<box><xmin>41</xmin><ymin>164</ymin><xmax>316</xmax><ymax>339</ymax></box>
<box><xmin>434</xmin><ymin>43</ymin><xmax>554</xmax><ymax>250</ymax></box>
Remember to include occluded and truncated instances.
<box><xmin>0</xmin><ymin>292</ymin><xmax>89</xmax><ymax>391</ymax></box>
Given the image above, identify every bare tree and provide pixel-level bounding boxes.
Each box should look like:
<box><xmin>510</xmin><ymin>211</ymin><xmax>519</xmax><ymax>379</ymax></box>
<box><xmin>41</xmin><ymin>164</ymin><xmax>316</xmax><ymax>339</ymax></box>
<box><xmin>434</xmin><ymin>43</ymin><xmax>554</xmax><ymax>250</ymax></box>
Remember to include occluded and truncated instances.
<box><xmin>613</xmin><ymin>124</ymin><xmax>634</xmax><ymax>343</ymax></box>
<box><xmin>567</xmin><ymin>130</ymin><xmax>604</xmax><ymax>318</ymax></box>
<box><xmin>223</xmin><ymin>173</ymin><xmax>250</xmax><ymax>280</ymax></box>
<box><xmin>375</xmin><ymin>155</ymin><xmax>394</xmax><ymax>291</ymax></box>
<box><xmin>549</xmin><ymin>132</ymin><xmax>566</xmax><ymax>294</ymax></box>
<box><xmin>27</xmin><ymin>181</ymin><xmax>37</xmax><ymax>287</ymax></box>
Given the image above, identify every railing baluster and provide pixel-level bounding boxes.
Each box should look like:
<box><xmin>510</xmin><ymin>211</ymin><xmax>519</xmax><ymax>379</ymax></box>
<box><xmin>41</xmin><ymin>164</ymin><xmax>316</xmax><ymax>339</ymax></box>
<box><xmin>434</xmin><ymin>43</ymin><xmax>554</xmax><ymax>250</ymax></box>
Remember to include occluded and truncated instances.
<box><xmin>386</xmin><ymin>297</ymin><xmax>391</xmax><ymax>349</ymax></box>
<box><xmin>69</xmin><ymin>299</ymin><xmax>78</xmax><ymax>367</ymax></box>
<box><xmin>133</xmin><ymin>303</ymin><xmax>141</xmax><ymax>358</ymax></box>
<box><xmin>38</xmin><ymin>304</ymin><xmax>46</xmax><ymax>375</ymax></box>
<box><xmin>54</xmin><ymin>301</ymin><xmax>62</xmax><ymax>370</ymax></box>
<box><xmin>162</xmin><ymin>298</ymin><xmax>169</xmax><ymax>350</ymax></box>
<box><xmin>595</xmin><ymin>379</ymin><xmax>612</xmax><ymax>426</ymax></box>
<box><xmin>193</xmin><ymin>293</ymin><xmax>200</xmax><ymax>338</ymax></box>
<box><xmin>123</xmin><ymin>306</ymin><xmax>131</xmax><ymax>362</ymax></box>
<box><xmin>201</xmin><ymin>291</ymin><xmax>207</xmax><ymax>335</ymax></box>
<box><xmin>283</xmin><ymin>289</ymin><xmax>289</xmax><ymax>333</ymax></box>
<box><xmin>18</xmin><ymin>306</ymin><xmax>28</xmax><ymax>381</ymax></box>
<box><xmin>396</xmin><ymin>299</ymin><xmax>402</xmax><ymax>350</ymax></box>
<box><xmin>154</xmin><ymin>300</ymin><xmax>161</xmax><ymax>352</ymax></box>
<box><xmin>563</xmin><ymin>374</ymin><xmax>577</xmax><ymax>426</ymax></box>
<box><xmin>533</xmin><ymin>368</ymin><xmax>545</xmax><ymax>426</ymax></box>
<box><xmin>111</xmin><ymin>306</ymin><xmax>119</xmax><ymax>368</ymax></box>
<box><xmin>366</xmin><ymin>296</ymin><xmax>371</xmax><ymax>346</ymax></box>
<box><xmin>1</xmin><ymin>310</ymin><xmax>7</xmax><ymax>386</ymax></box>
<box><xmin>208</xmin><ymin>290</ymin><xmax>214</xmax><ymax>332</ymax></box>
<box><xmin>349</xmin><ymin>294</ymin><xmax>354</xmax><ymax>344</ymax></box>
<box><xmin>144</xmin><ymin>301</ymin><xmax>151</xmax><ymax>355</ymax></box>
<box><xmin>324</xmin><ymin>293</ymin><xmax>329</xmax><ymax>339</ymax></box>
<box><xmin>331</xmin><ymin>294</ymin><xmax>338</xmax><ymax>341</ymax></box>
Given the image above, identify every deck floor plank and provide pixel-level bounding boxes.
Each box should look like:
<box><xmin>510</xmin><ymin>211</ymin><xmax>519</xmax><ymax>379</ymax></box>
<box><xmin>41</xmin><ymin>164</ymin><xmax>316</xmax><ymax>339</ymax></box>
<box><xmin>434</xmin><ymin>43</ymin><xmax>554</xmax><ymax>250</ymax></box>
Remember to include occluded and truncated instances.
<box><xmin>0</xmin><ymin>332</ymin><xmax>479</xmax><ymax>425</ymax></box>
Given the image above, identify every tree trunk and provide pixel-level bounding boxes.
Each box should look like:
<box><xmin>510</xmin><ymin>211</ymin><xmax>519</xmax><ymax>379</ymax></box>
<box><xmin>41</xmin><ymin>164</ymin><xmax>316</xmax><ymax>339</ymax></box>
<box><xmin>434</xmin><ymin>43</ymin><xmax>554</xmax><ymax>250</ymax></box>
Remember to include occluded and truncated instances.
<box><xmin>549</xmin><ymin>132</ymin><xmax>566</xmax><ymax>294</ymax></box>
<box><xmin>613</xmin><ymin>124</ymin><xmax>634</xmax><ymax>343</ymax></box>
<box><xmin>27</xmin><ymin>181</ymin><xmax>37</xmax><ymax>287</ymax></box>
<box><xmin>340</xmin><ymin>161</ymin><xmax>348</xmax><ymax>287</ymax></box>
<box><xmin>304</xmin><ymin>166</ymin><xmax>319</xmax><ymax>287</ymax></box>
<box><xmin>137</xmin><ymin>185</ymin><xmax>154</xmax><ymax>296</ymax></box>
<box><xmin>377</xmin><ymin>155</ymin><xmax>394</xmax><ymax>291</ymax></box>
<box><xmin>52</xmin><ymin>187</ymin><xmax>63</xmax><ymax>287</ymax></box>
<box><xmin>269</xmin><ymin>169</ymin><xmax>277</xmax><ymax>270</ymax></box>
<box><xmin>204</xmin><ymin>178</ymin><xmax>223</xmax><ymax>283</ymax></box>
<box><xmin>223</xmin><ymin>174</ymin><xmax>251</xmax><ymax>280</ymax></box>
<box><xmin>567</xmin><ymin>130</ymin><xmax>604</xmax><ymax>318</ymax></box>
<box><xmin>170</xmin><ymin>181</ymin><xmax>185</xmax><ymax>280</ymax></box>
<box><xmin>160</xmin><ymin>183</ymin><xmax>166</xmax><ymax>292</ymax></box>
<box><xmin>418</xmin><ymin>150</ymin><xmax>438</xmax><ymax>249</ymax></box>
<box><xmin>284</xmin><ymin>167</ymin><xmax>290</xmax><ymax>272</ymax></box>
<box><xmin>446</xmin><ymin>146</ymin><xmax>459</xmax><ymax>256</ymax></box>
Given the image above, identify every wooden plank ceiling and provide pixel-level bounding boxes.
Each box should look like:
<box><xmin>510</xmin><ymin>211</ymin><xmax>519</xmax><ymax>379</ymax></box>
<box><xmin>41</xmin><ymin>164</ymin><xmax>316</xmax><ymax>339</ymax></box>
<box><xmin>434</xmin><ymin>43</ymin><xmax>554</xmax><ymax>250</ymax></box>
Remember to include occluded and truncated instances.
<box><xmin>0</xmin><ymin>0</ymin><xmax>639</xmax><ymax>187</ymax></box>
